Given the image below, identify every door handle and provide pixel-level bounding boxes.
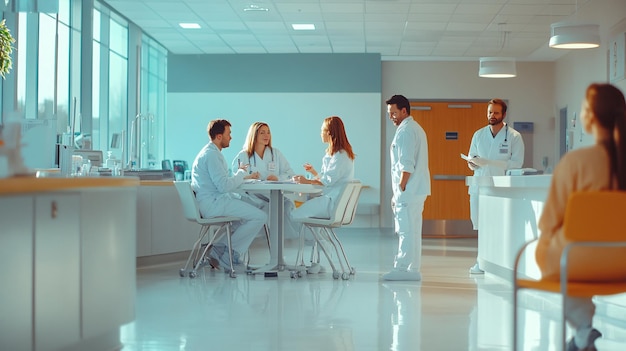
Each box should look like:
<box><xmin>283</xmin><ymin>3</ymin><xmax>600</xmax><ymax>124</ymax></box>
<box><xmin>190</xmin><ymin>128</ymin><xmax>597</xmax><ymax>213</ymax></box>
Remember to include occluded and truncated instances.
<box><xmin>432</xmin><ymin>175</ymin><xmax>467</xmax><ymax>180</ymax></box>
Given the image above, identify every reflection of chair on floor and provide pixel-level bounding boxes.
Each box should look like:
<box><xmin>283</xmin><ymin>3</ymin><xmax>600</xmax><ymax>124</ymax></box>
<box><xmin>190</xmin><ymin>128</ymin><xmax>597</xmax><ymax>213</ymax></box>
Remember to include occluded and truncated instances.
<box><xmin>174</xmin><ymin>181</ymin><xmax>240</xmax><ymax>278</ymax></box>
<box><xmin>512</xmin><ymin>191</ymin><xmax>626</xmax><ymax>351</ymax></box>
<box><xmin>294</xmin><ymin>180</ymin><xmax>362</xmax><ymax>280</ymax></box>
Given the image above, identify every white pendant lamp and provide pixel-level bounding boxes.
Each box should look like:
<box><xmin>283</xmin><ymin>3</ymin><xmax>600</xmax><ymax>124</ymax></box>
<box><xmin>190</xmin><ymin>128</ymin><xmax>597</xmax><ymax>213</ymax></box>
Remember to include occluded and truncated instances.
<box><xmin>549</xmin><ymin>22</ymin><xmax>600</xmax><ymax>49</ymax></box>
<box><xmin>478</xmin><ymin>57</ymin><xmax>517</xmax><ymax>78</ymax></box>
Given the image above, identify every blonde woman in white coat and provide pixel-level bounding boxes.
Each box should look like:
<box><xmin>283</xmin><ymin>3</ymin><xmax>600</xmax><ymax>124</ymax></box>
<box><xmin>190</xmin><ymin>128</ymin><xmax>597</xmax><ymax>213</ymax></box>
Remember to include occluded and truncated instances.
<box><xmin>232</xmin><ymin>122</ymin><xmax>298</xmax><ymax>238</ymax></box>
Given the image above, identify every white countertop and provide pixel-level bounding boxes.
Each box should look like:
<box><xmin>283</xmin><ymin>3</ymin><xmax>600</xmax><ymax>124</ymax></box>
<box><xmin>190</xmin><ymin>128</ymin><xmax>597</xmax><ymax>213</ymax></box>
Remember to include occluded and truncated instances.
<box><xmin>466</xmin><ymin>175</ymin><xmax>551</xmax><ymax>188</ymax></box>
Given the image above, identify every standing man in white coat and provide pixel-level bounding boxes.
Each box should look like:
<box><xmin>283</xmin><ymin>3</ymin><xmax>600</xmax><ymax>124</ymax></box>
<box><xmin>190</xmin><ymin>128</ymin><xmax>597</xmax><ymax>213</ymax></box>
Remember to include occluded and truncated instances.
<box><xmin>467</xmin><ymin>98</ymin><xmax>524</xmax><ymax>274</ymax></box>
<box><xmin>383</xmin><ymin>95</ymin><xmax>431</xmax><ymax>281</ymax></box>
<box><xmin>191</xmin><ymin>119</ymin><xmax>267</xmax><ymax>272</ymax></box>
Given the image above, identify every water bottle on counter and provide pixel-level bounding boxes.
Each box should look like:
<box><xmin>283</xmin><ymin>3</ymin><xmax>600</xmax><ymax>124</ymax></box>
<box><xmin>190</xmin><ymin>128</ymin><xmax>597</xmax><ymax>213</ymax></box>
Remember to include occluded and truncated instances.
<box><xmin>71</xmin><ymin>155</ymin><xmax>83</xmax><ymax>176</ymax></box>
<box><xmin>105</xmin><ymin>151</ymin><xmax>116</xmax><ymax>169</ymax></box>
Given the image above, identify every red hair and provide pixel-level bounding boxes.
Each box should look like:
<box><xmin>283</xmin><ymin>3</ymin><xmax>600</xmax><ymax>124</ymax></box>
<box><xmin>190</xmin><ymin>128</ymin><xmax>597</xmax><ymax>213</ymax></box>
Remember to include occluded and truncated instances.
<box><xmin>323</xmin><ymin>116</ymin><xmax>355</xmax><ymax>160</ymax></box>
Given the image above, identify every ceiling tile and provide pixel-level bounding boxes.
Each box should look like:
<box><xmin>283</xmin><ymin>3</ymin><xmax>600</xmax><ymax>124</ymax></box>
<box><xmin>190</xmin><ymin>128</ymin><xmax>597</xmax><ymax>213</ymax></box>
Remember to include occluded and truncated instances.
<box><xmin>101</xmin><ymin>0</ymin><xmax>616</xmax><ymax>61</ymax></box>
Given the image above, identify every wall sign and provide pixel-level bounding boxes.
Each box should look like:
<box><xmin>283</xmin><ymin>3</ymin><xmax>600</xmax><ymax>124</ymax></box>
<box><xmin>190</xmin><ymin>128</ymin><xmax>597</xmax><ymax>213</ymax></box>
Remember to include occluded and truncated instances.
<box><xmin>445</xmin><ymin>132</ymin><xmax>458</xmax><ymax>140</ymax></box>
<box><xmin>609</xmin><ymin>32</ymin><xmax>625</xmax><ymax>83</ymax></box>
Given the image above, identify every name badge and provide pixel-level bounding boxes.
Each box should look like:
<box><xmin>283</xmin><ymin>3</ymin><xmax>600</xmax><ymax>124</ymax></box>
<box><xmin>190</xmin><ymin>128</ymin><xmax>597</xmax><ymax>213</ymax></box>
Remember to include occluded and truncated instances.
<box><xmin>500</xmin><ymin>143</ymin><xmax>509</xmax><ymax>154</ymax></box>
<box><xmin>267</xmin><ymin>162</ymin><xmax>276</xmax><ymax>171</ymax></box>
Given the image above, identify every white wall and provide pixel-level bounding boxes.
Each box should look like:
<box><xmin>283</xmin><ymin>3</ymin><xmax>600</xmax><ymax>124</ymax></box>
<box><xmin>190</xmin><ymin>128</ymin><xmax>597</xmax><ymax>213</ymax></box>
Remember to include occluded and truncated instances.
<box><xmin>166</xmin><ymin>92</ymin><xmax>382</xmax><ymax>209</ymax></box>
<box><xmin>554</xmin><ymin>1</ymin><xmax>626</xmax><ymax>151</ymax></box>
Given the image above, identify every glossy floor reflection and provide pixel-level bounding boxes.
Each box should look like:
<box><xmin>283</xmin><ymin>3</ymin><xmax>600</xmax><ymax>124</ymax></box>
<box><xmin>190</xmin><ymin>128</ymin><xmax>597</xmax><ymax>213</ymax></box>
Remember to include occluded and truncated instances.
<box><xmin>121</xmin><ymin>228</ymin><xmax>626</xmax><ymax>351</ymax></box>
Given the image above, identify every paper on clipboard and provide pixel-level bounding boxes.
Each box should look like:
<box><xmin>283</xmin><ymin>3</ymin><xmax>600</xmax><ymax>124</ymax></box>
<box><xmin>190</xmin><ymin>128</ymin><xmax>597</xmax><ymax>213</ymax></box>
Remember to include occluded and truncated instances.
<box><xmin>460</xmin><ymin>153</ymin><xmax>472</xmax><ymax>161</ymax></box>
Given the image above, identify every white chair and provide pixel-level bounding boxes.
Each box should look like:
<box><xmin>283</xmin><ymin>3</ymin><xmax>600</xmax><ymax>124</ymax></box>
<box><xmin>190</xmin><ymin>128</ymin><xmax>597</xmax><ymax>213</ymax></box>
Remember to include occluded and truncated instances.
<box><xmin>512</xmin><ymin>191</ymin><xmax>626</xmax><ymax>350</ymax></box>
<box><xmin>174</xmin><ymin>181</ymin><xmax>241</xmax><ymax>278</ymax></box>
<box><xmin>294</xmin><ymin>180</ymin><xmax>362</xmax><ymax>280</ymax></box>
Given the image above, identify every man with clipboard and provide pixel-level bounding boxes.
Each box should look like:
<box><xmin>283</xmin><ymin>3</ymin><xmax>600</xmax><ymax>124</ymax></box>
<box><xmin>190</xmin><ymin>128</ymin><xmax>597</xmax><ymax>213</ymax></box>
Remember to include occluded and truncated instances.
<box><xmin>465</xmin><ymin>98</ymin><xmax>525</xmax><ymax>274</ymax></box>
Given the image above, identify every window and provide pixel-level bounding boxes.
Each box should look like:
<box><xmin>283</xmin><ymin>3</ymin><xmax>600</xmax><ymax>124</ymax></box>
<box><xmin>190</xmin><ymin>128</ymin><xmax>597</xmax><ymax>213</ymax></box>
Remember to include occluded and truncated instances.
<box><xmin>1</xmin><ymin>0</ymin><xmax>167</xmax><ymax>170</ymax></box>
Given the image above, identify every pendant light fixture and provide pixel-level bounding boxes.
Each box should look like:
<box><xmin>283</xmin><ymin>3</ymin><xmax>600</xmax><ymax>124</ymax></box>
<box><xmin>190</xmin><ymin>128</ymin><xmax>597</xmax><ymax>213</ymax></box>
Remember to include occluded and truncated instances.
<box><xmin>549</xmin><ymin>22</ymin><xmax>600</xmax><ymax>49</ymax></box>
<box><xmin>479</xmin><ymin>57</ymin><xmax>517</xmax><ymax>78</ymax></box>
<box><xmin>478</xmin><ymin>24</ymin><xmax>517</xmax><ymax>78</ymax></box>
<box><xmin>548</xmin><ymin>0</ymin><xmax>600</xmax><ymax>49</ymax></box>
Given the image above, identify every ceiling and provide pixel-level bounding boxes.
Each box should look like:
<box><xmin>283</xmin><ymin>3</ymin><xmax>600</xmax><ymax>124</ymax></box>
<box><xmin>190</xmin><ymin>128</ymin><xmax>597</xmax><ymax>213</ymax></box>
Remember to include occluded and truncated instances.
<box><xmin>101</xmin><ymin>0</ymin><xmax>597</xmax><ymax>62</ymax></box>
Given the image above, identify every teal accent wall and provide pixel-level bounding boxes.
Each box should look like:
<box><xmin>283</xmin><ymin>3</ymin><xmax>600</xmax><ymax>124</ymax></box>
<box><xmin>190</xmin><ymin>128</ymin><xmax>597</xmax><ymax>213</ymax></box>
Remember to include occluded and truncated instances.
<box><xmin>168</xmin><ymin>53</ymin><xmax>381</xmax><ymax>93</ymax></box>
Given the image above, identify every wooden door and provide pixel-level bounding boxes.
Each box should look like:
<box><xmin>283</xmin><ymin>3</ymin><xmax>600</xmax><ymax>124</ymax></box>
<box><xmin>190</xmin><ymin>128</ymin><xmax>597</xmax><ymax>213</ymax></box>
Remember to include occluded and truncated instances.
<box><xmin>411</xmin><ymin>102</ymin><xmax>488</xmax><ymax>223</ymax></box>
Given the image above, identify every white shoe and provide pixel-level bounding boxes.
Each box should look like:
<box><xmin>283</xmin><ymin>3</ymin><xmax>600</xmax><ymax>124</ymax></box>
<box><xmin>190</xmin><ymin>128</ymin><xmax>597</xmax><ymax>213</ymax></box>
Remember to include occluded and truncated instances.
<box><xmin>307</xmin><ymin>262</ymin><xmax>325</xmax><ymax>274</ymax></box>
<box><xmin>382</xmin><ymin>270</ymin><xmax>422</xmax><ymax>281</ymax></box>
<box><xmin>469</xmin><ymin>262</ymin><xmax>484</xmax><ymax>274</ymax></box>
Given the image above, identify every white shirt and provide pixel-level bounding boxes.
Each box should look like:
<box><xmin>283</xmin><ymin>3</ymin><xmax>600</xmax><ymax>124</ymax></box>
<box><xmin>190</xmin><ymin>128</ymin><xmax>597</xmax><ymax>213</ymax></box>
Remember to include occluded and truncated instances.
<box><xmin>191</xmin><ymin>142</ymin><xmax>246</xmax><ymax>205</ymax></box>
<box><xmin>318</xmin><ymin>150</ymin><xmax>354</xmax><ymax>203</ymax></box>
<box><xmin>232</xmin><ymin>147</ymin><xmax>295</xmax><ymax>181</ymax></box>
<box><xmin>468</xmin><ymin>123</ymin><xmax>525</xmax><ymax>194</ymax></box>
<box><xmin>390</xmin><ymin>117</ymin><xmax>431</xmax><ymax>203</ymax></box>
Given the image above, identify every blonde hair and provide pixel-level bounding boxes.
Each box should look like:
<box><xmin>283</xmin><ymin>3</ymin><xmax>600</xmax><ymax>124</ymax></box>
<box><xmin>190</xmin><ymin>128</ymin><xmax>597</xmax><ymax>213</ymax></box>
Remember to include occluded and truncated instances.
<box><xmin>243</xmin><ymin>122</ymin><xmax>272</xmax><ymax>158</ymax></box>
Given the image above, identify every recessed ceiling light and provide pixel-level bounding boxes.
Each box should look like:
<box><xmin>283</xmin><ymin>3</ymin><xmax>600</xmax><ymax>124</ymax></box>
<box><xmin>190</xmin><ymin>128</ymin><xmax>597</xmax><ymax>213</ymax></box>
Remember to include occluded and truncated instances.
<box><xmin>179</xmin><ymin>23</ymin><xmax>201</xmax><ymax>29</ymax></box>
<box><xmin>292</xmin><ymin>24</ymin><xmax>315</xmax><ymax>31</ymax></box>
<box><xmin>244</xmin><ymin>5</ymin><xmax>269</xmax><ymax>12</ymax></box>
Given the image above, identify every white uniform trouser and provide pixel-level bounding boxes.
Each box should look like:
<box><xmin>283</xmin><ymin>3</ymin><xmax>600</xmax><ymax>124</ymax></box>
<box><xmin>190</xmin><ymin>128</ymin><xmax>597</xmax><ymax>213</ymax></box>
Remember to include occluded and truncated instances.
<box><xmin>392</xmin><ymin>196</ymin><xmax>427</xmax><ymax>272</ymax></box>
<box><xmin>291</xmin><ymin>195</ymin><xmax>331</xmax><ymax>220</ymax></box>
<box><xmin>469</xmin><ymin>194</ymin><xmax>478</xmax><ymax>230</ymax></box>
<box><xmin>566</xmin><ymin>297</ymin><xmax>595</xmax><ymax>331</ymax></box>
<box><xmin>199</xmin><ymin>197</ymin><xmax>267</xmax><ymax>256</ymax></box>
<box><xmin>261</xmin><ymin>198</ymin><xmax>299</xmax><ymax>239</ymax></box>
<box><xmin>245</xmin><ymin>193</ymin><xmax>299</xmax><ymax>240</ymax></box>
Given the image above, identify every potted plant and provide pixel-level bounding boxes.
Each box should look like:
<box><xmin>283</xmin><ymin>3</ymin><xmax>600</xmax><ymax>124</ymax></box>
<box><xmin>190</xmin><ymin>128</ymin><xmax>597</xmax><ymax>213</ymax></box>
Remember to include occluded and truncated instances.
<box><xmin>0</xmin><ymin>18</ymin><xmax>17</xmax><ymax>177</ymax></box>
<box><xmin>0</xmin><ymin>18</ymin><xmax>15</xmax><ymax>78</ymax></box>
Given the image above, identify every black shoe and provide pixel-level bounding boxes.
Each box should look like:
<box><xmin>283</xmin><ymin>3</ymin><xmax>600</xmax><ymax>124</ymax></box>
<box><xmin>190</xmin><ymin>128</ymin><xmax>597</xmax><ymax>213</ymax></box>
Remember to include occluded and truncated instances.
<box><xmin>566</xmin><ymin>328</ymin><xmax>602</xmax><ymax>351</ymax></box>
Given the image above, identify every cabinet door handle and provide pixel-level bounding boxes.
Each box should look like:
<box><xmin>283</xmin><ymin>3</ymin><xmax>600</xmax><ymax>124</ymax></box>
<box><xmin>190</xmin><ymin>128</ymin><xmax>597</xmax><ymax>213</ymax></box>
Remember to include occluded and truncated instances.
<box><xmin>51</xmin><ymin>201</ymin><xmax>58</xmax><ymax>218</ymax></box>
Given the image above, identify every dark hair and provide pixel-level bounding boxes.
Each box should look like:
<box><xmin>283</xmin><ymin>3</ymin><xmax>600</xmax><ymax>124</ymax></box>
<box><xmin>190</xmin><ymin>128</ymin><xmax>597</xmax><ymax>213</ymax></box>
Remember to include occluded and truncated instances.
<box><xmin>386</xmin><ymin>95</ymin><xmax>410</xmax><ymax>115</ymax></box>
<box><xmin>207</xmin><ymin>119</ymin><xmax>231</xmax><ymax>140</ymax></box>
<box><xmin>488</xmin><ymin>98</ymin><xmax>508</xmax><ymax>114</ymax></box>
<box><xmin>586</xmin><ymin>83</ymin><xmax>626</xmax><ymax>190</ymax></box>
<box><xmin>324</xmin><ymin>116</ymin><xmax>355</xmax><ymax>160</ymax></box>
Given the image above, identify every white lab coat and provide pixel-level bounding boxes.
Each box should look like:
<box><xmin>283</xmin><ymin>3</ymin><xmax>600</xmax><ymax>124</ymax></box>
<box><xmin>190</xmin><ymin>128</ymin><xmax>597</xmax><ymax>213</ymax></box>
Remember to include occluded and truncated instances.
<box><xmin>389</xmin><ymin>117</ymin><xmax>430</xmax><ymax>272</ymax></box>
<box><xmin>191</xmin><ymin>142</ymin><xmax>267</xmax><ymax>254</ymax></box>
<box><xmin>390</xmin><ymin>117</ymin><xmax>431</xmax><ymax>203</ymax></box>
<box><xmin>231</xmin><ymin>147</ymin><xmax>299</xmax><ymax>238</ymax></box>
<box><xmin>467</xmin><ymin>123</ymin><xmax>525</xmax><ymax>195</ymax></box>
<box><xmin>467</xmin><ymin>123</ymin><xmax>524</xmax><ymax>231</ymax></box>
<box><xmin>292</xmin><ymin>150</ymin><xmax>354</xmax><ymax>219</ymax></box>
<box><xmin>231</xmin><ymin>147</ymin><xmax>295</xmax><ymax>181</ymax></box>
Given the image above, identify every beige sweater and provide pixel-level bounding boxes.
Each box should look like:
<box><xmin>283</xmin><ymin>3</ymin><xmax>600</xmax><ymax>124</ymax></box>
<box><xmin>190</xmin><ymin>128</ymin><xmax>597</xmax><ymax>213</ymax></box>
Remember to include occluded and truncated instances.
<box><xmin>536</xmin><ymin>144</ymin><xmax>614</xmax><ymax>279</ymax></box>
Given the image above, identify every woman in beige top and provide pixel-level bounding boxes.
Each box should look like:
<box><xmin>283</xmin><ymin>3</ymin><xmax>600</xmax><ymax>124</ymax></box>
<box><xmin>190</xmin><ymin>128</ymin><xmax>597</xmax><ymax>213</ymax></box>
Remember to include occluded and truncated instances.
<box><xmin>536</xmin><ymin>83</ymin><xmax>626</xmax><ymax>351</ymax></box>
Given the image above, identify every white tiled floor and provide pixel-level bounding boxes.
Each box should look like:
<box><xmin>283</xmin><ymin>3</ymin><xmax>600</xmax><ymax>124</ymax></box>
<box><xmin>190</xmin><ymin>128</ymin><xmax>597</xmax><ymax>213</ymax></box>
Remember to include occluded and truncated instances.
<box><xmin>120</xmin><ymin>228</ymin><xmax>626</xmax><ymax>351</ymax></box>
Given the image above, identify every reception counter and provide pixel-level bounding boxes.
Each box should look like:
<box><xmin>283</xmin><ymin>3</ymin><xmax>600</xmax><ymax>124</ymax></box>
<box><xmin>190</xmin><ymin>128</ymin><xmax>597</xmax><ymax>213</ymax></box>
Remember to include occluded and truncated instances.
<box><xmin>0</xmin><ymin>176</ymin><xmax>139</xmax><ymax>351</ymax></box>
<box><xmin>466</xmin><ymin>175</ymin><xmax>551</xmax><ymax>280</ymax></box>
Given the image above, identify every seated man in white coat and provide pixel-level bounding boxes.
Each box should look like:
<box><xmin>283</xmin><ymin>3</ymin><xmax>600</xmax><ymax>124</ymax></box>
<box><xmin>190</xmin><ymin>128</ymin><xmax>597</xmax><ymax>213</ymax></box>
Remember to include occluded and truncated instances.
<box><xmin>191</xmin><ymin>119</ymin><xmax>267</xmax><ymax>272</ymax></box>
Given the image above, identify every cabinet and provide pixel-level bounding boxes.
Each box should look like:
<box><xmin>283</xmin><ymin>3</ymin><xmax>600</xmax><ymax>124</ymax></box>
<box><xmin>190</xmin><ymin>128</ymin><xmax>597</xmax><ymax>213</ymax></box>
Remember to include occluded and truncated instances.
<box><xmin>0</xmin><ymin>196</ymin><xmax>34</xmax><ymax>351</ymax></box>
<box><xmin>137</xmin><ymin>185</ymin><xmax>199</xmax><ymax>256</ymax></box>
<box><xmin>34</xmin><ymin>194</ymin><xmax>81</xmax><ymax>351</ymax></box>
<box><xmin>0</xmin><ymin>193</ymin><xmax>81</xmax><ymax>351</ymax></box>
<box><xmin>0</xmin><ymin>178</ymin><xmax>138</xmax><ymax>351</ymax></box>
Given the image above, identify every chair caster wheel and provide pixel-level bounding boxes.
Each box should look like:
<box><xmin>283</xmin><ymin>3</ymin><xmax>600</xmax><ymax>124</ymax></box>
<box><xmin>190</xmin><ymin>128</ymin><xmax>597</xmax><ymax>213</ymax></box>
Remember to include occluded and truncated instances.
<box><xmin>332</xmin><ymin>272</ymin><xmax>340</xmax><ymax>279</ymax></box>
<box><xmin>189</xmin><ymin>271</ymin><xmax>197</xmax><ymax>278</ymax></box>
<box><xmin>341</xmin><ymin>272</ymin><xmax>349</xmax><ymax>280</ymax></box>
<box><xmin>229</xmin><ymin>271</ymin><xmax>237</xmax><ymax>278</ymax></box>
<box><xmin>179</xmin><ymin>269</ymin><xmax>186</xmax><ymax>277</ymax></box>
<box><xmin>290</xmin><ymin>271</ymin><xmax>298</xmax><ymax>279</ymax></box>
